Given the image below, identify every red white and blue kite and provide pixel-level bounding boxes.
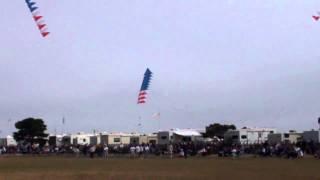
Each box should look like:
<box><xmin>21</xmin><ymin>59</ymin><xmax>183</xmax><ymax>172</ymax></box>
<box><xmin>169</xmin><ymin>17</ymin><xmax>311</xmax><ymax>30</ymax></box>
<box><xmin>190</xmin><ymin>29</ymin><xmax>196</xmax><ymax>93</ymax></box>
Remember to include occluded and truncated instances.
<box><xmin>137</xmin><ymin>68</ymin><xmax>152</xmax><ymax>104</ymax></box>
<box><xmin>25</xmin><ymin>0</ymin><xmax>50</xmax><ymax>37</ymax></box>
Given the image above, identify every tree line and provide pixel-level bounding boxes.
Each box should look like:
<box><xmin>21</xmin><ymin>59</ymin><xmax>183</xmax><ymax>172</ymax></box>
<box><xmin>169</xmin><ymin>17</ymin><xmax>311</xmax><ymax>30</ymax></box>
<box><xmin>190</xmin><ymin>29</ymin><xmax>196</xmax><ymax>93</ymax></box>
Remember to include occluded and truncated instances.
<box><xmin>11</xmin><ymin>117</ymin><xmax>236</xmax><ymax>147</ymax></box>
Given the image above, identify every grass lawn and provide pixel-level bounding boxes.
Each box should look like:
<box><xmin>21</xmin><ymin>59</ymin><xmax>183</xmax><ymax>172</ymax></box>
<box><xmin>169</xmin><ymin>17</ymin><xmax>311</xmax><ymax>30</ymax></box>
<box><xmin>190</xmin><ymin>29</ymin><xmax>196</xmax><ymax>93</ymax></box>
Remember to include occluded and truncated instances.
<box><xmin>0</xmin><ymin>156</ymin><xmax>319</xmax><ymax>180</ymax></box>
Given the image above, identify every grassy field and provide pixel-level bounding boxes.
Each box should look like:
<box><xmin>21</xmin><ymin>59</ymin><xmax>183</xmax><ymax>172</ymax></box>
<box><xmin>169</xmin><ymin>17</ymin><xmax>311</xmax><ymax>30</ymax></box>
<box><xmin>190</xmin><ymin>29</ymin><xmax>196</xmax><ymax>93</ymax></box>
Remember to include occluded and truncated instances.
<box><xmin>0</xmin><ymin>156</ymin><xmax>319</xmax><ymax>180</ymax></box>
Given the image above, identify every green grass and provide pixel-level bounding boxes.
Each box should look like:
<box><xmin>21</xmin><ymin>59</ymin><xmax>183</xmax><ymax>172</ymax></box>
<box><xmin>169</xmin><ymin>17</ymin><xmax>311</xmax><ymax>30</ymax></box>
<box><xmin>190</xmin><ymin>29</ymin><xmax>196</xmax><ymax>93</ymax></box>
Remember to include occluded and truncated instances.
<box><xmin>0</xmin><ymin>156</ymin><xmax>319</xmax><ymax>180</ymax></box>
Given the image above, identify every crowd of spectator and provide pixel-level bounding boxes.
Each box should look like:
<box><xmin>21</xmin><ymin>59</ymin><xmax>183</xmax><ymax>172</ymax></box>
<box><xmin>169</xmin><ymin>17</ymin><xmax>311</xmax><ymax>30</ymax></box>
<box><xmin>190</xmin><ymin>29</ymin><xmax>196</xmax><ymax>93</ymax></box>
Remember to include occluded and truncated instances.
<box><xmin>0</xmin><ymin>140</ymin><xmax>319</xmax><ymax>160</ymax></box>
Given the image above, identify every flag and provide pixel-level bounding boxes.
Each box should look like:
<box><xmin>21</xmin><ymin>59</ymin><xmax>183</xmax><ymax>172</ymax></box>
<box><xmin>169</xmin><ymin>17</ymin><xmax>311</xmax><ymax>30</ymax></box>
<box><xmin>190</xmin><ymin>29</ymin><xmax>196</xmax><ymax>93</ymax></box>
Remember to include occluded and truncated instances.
<box><xmin>137</xmin><ymin>68</ymin><xmax>152</xmax><ymax>104</ymax></box>
<box><xmin>62</xmin><ymin>117</ymin><xmax>65</xmax><ymax>125</ymax></box>
<box><xmin>318</xmin><ymin>117</ymin><xmax>320</xmax><ymax>125</ymax></box>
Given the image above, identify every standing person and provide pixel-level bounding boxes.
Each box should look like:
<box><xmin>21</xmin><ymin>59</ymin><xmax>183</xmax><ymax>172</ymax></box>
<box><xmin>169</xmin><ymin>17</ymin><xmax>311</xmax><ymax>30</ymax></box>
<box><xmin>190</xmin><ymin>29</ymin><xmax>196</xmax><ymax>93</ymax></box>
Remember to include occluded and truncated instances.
<box><xmin>295</xmin><ymin>146</ymin><xmax>304</xmax><ymax>158</ymax></box>
<box><xmin>140</xmin><ymin>145</ymin><xmax>145</xmax><ymax>158</ymax></box>
<box><xmin>119</xmin><ymin>143</ymin><xmax>124</xmax><ymax>154</ymax></box>
<box><xmin>73</xmin><ymin>146</ymin><xmax>80</xmax><ymax>158</ymax></box>
<box><xmin>298</xmin><ymin>148</ymin><xmax>304</xmax><ymax>158</ymax></box>
<box><xmin>179</xmin><ymin>148</ymin><xmax>184</xmax><ymax>157</ymax></box>
<box><xmin>103</xmin><ymin>145</ymin><xmax>109</xmax><ymax>159</ymax></box>
<box><xmin>136</xmin><ymin>145</ymin><xmax>141</xmax><ymax>158</ymax></box>
<box><xmin>261</xmin><ymin>147</ymin><xmax>266</xmax><ymax>157</ymax></box>
<box><xmin>183</xmin><ymin>144</ymin><xmax>188</xmax><ymax>159</ymax></box>
<box><xmin>231</xmin><ymin>147</ymin><xmax>237</xmax><ymax>159</ymax></box>
<box><xmin>130</xmin><ymin>145</ymin><xmax>136</xmax><ymax>159</ymax></box>
<box><xmin>89</xmin><ymin>145</ymin><xmax>96</xmax><ymax>159</ymax></box>
<box><xmin>83</xmin><ymin>145</ymin><xmax>88</xmax><ymax>156</ymax></box>
<box><xmin>144</xmin><ymin>144</ymin><xmax>150</xmax><ymax>158</ymax></box>
<box><xmin>168</xmin><ymin>144</ymin><xmax>174</xmax><ymax>159</ymax></box>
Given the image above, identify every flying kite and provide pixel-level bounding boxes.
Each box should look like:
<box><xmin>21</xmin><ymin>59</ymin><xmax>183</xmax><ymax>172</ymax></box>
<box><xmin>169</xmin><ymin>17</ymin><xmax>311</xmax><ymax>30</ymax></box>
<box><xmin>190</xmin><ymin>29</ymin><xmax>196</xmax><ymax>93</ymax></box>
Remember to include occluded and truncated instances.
<box><xmin>137</xmin><ymin>68</ymin><xmax>152</xmax><ymax>104</ymax></box>
<box><xmin>312</xmin><ymin>12</ymin><xmax>320</xmax><ymax>21</ymax></box>
<box><xmin>25</xmin><ymin>0</ymin><xmax>50</xmax><ymax>37</ymax></box>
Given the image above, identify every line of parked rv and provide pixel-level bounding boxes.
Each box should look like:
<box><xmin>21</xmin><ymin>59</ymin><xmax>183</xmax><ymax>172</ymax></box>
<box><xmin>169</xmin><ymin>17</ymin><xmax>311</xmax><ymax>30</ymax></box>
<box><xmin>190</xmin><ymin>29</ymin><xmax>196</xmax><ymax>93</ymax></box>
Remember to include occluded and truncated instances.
<box><xmin>224</xmin><ymin>128</ymin><xmax>320</xmax><ymax>145</ymax></box>
<box><xmin>0</xmin><ymin>129</ymin><xmax>205</xmax><ymax>147</ymax></box>
<box><xmin>1</xmin><ymin>127</ymin><xmax>319</xmax><ymax>147</ymax></box>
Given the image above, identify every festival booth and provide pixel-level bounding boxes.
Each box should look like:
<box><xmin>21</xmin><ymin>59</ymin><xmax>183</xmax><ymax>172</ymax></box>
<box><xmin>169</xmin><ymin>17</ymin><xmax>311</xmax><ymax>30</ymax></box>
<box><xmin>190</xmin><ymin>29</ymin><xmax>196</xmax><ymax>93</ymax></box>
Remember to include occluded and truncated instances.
<box><xmin>172</xmin><ymin>129</ymin><xmax>203</xmax><ymax>143</ymax></box>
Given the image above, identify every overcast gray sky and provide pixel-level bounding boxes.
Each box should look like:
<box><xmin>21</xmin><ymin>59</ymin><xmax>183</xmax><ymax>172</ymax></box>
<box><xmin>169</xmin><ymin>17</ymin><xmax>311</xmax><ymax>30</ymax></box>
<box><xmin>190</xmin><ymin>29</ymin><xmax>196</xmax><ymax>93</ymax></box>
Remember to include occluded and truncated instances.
<box><xmin>1</xmin><ymin>0</ymin><xmax>320</xmax><ymax>135</ymax></box>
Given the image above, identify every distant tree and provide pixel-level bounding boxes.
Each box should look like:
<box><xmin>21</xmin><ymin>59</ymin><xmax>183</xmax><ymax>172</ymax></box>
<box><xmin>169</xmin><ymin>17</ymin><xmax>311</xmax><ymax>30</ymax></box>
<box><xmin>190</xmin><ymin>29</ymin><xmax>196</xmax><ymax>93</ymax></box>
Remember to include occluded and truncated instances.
<box><xmin>204</xmin><ymin>123</ymin><xmax>236</xmax><ymax>138</ymax></box>
<box><xmin>13</xmin><ymin>117</ymin><xmax>48</xmax><ymax>146</ymax></box>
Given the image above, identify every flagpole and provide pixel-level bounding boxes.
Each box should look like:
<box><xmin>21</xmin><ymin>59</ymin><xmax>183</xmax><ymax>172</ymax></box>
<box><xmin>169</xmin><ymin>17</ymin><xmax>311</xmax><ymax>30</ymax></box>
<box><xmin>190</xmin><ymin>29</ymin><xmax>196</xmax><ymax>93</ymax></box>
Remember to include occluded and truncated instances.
<box><xmin>138</xmin><ymin>116</ymin><xmax>141</xmax><ymax>133</ymax></box>
<box><xmin>153</xmin><ymin>112</ymin><xmax>160</xmax><ymax>131</ymax></box>
<box><xmin>8</xmin><ymin>119</ymin><xmax>12</xmax><ymax>136</ymax></box>
<box><xmin>62</xmin><ymin>117</ymin><xmax>65</xmax><ymax>135</ymax></box>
